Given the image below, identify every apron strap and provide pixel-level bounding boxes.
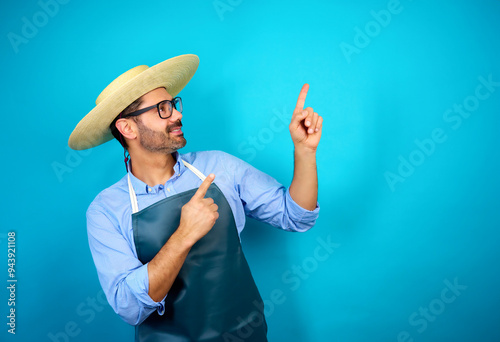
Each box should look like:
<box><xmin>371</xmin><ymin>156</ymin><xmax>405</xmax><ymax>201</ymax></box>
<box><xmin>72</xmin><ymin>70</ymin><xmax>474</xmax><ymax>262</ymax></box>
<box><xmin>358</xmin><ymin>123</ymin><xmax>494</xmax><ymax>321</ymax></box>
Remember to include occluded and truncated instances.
<box><xmin>128</xmin><ymin>173</ymin><xmax>140</xmax><ymax>214</ymax></box>
<box><xmin>127</xmin><ymin>160</ymin><xmax>208</xmax><ymax>214</ymax></box>
<box><xmin>181</xmin><ymin>160</ymin><xmax>207</xmax><ymax>182</ymax></box>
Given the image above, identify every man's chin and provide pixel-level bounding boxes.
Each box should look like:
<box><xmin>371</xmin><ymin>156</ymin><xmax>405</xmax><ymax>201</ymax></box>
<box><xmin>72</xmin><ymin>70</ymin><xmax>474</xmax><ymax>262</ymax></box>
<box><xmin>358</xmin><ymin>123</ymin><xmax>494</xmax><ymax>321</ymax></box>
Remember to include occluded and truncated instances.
<box><xmin>173</xmin><ymin>137</ymin><xmax>187</xmax><ymax>150</ymax></box>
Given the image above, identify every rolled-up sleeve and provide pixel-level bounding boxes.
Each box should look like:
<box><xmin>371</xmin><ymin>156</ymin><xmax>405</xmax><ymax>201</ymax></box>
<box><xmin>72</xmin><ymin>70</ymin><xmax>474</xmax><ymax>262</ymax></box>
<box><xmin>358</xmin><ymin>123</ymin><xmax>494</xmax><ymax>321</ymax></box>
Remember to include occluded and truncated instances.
<box><xmin>219</xmin><ymin>151</ymin><xmax>320</xmax><ymax>232</ymax></box>
<box><xmin>282</xmin><ymin>186</ymin><xmax>320</xmax><ymax>232</ymax></box>
<box><xmin>86</xmin><ymin>202</ymin><xmax>166</xmax><ymax>325</ymax></box>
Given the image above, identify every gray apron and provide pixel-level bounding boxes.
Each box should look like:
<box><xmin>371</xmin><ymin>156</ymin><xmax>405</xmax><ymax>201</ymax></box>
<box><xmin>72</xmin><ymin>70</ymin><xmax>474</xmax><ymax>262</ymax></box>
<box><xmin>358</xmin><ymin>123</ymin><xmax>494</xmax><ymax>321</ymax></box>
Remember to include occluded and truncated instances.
<box><xmin>127</xmin><ymin>160</ymin><xmax>268</xmax><ymax>342</ymax></box>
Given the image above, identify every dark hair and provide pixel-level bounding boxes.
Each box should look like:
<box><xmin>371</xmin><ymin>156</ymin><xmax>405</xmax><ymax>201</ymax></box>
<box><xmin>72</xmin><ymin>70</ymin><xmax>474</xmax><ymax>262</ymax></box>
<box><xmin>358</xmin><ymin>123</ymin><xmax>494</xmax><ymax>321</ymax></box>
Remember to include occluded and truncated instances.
<box><xmin>109</xmin><ymin>97</ymin><xmax>143</xmax><ymax>149</ymax></box>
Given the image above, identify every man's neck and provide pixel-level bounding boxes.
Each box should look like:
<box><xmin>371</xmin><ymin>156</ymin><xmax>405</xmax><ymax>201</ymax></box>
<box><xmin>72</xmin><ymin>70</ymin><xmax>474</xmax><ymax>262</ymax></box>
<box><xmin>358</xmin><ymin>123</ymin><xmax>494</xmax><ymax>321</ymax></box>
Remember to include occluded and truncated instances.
<box><xmin>129</xmin><ymin>149</ymin><xmax>177</xmax><ymax>187</ymax></box>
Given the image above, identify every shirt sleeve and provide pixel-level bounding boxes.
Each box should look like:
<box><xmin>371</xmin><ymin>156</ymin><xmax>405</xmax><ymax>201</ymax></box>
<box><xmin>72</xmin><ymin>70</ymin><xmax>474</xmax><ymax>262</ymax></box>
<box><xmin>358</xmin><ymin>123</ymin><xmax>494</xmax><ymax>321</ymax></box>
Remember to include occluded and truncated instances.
<box><xmin>86</xmin><ymin>201</ymin><xmax>167</xmax><ymax>325</ymax></box>
<box><xmin>219</xmin><ymin>151</ymin><xmax>320</xmax><ymax>232</ymax></box>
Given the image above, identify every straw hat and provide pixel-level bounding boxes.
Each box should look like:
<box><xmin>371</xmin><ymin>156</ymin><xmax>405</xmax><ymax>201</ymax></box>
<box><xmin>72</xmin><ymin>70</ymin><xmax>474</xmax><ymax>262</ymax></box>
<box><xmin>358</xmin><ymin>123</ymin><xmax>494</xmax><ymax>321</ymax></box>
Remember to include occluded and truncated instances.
<box><xmin>68</xmin><ymin>54</ymin><xmax>199</xmax><ymax>150</ymax></box>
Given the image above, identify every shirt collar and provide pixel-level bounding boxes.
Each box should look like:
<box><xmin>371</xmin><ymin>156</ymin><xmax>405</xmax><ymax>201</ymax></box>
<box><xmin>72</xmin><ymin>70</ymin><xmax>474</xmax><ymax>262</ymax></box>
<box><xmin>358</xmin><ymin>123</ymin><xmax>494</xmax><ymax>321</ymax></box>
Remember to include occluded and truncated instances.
<box><xmin>127</xmin><ymin>151</ymin><xmax>187</xmax><ymax>195</ymax></box>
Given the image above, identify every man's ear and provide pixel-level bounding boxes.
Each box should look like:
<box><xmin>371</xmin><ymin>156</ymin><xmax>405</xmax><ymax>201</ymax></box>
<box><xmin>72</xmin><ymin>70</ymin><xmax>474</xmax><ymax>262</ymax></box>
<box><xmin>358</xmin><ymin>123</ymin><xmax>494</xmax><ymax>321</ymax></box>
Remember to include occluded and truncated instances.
<box><xmin>115</xmin><ymin>118</ymin><xmax>137</xmax><ymax>141</ymax></box>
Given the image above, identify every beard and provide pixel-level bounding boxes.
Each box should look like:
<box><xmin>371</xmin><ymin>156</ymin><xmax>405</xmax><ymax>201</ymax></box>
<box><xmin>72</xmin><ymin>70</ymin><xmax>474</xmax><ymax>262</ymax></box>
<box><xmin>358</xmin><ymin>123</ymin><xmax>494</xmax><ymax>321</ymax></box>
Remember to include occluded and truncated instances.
<box><xmin>136</xmin><ymin>118</ymin><xmax>187</xmax><ymax>154</ymax></box>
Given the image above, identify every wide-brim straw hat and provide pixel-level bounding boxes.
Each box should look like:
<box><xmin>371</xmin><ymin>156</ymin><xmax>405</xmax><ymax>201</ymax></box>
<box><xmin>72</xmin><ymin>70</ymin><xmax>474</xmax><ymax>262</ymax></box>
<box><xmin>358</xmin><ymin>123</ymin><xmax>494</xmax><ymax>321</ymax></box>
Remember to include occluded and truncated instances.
<box><xmin>68</xmin><ymin>54</ymin><xmax>199</xmax><ymax>150</ymax></box>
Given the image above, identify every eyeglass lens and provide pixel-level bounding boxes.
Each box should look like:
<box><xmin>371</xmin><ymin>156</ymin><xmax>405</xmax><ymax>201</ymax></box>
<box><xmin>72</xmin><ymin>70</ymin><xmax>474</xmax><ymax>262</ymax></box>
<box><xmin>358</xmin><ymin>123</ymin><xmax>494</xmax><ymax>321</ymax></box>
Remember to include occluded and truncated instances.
<box><xmin>158</xmin><ymin>98</ymin><xmax>183</xmax><ymax>118</ymax></box>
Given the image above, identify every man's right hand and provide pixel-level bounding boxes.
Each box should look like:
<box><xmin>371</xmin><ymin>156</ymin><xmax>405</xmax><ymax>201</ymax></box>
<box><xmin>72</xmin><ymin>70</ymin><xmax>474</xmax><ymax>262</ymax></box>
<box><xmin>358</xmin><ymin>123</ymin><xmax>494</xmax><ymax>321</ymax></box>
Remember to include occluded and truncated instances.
<box><xmin>178</xmin><ymin>173</ymin><xmax>219</xmax><ymax>246</ymax></box>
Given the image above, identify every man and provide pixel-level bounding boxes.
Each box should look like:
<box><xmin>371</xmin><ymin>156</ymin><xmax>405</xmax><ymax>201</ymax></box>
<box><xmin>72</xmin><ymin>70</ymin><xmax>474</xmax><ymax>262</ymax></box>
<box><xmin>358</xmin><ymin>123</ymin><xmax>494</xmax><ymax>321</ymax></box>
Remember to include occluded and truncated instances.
<box><xmin>68</xmin><ymin>54</ymin><xmax>322</xmax><ymax>342</ymax></box>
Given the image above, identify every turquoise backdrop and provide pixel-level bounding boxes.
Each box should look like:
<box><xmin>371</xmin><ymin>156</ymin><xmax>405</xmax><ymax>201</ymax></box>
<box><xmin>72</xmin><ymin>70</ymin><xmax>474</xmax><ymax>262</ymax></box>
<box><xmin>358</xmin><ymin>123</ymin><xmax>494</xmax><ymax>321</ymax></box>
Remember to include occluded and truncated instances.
<box><xmin>1</xmin><ymin>0</ymin><xmax>499</xmax><ymax>341</ymax></box>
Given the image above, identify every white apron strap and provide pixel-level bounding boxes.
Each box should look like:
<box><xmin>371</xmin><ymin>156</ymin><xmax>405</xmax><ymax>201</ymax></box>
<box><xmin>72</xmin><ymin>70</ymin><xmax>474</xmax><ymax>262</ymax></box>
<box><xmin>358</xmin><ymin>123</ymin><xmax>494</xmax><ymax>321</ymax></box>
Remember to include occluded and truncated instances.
<box><xmin>181</xmin><ymin>160</ymin><xmax>207</xmax><ymax>182</ymax></box>
<box><xmin>127</xmin><ymin>160</ymin><xmax>208</xmax><ymax>214</ymax></box>
<box><xmin>128</xmin><ymin>173</ymin><xmax>139</xmax><ymax>214</ymax></box>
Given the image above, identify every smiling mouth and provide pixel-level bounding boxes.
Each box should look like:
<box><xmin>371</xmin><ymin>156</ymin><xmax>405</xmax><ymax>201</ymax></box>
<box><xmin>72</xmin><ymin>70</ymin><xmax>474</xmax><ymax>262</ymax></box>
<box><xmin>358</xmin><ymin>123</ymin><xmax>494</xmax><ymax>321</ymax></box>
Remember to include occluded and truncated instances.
<box><xmin>170</xmin><ymin>127</ymin><xmax>183</xmax><ymax>135</ymax></box>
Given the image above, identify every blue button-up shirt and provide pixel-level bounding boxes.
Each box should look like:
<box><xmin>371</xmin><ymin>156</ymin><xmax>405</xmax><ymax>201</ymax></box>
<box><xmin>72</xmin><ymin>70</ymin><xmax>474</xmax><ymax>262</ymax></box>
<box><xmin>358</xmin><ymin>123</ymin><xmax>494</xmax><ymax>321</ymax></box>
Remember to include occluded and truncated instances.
<box><xmin>86</xmin><ymin>150</ymin><xmax>320</xmax><ymax>326</ymax></box>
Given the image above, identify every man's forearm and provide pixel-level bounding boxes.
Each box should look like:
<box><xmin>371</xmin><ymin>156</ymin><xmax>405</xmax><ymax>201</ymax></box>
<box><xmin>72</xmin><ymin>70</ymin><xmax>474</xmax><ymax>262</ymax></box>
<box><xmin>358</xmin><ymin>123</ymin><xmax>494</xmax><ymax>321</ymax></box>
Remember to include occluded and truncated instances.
<box><xmin>289</xmin><ymin>146</ymin><xmax>318</xmax><ymax>211</ymax></box>
<box><xmin>147</xmin><ymin>228</ymin><xmax>194</xmax><ymax>302</ymax></box>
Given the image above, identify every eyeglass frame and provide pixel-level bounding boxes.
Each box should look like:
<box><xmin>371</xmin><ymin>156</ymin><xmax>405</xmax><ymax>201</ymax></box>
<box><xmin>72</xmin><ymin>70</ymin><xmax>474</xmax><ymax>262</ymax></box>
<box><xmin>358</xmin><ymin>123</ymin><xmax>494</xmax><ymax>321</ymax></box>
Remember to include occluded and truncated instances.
<box><xmin>122</xmin><ymin>97</ymin><xmax>182</xmax><ymax>119</ymax></box>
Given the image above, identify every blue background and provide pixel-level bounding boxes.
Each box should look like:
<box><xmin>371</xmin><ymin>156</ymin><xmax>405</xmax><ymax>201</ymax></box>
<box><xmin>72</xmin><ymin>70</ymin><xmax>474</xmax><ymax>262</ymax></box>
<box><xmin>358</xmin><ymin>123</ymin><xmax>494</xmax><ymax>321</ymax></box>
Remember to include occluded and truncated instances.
<box><xmin>1</xmin><ymin>0</ymin><xmax>499</xmax><ymax>341</ymax></box>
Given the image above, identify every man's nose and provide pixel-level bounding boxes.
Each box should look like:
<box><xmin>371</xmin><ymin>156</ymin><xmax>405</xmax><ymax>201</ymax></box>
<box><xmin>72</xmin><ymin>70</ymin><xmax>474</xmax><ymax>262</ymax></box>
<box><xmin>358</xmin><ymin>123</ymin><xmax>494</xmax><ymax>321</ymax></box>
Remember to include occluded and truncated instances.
<box><xmin>169</xmin><ymin>108</ymin><xmax>182</xmax><ymax>122</ymax></box>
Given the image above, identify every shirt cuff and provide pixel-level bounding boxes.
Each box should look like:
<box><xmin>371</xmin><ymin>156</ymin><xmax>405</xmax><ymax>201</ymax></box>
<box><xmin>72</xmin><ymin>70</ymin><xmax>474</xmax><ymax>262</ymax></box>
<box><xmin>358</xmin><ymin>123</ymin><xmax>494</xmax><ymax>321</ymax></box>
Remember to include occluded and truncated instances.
<box><xmin>285</xmin><ymin>187</ymin><xmax>320</xmax><ymax>224</ymax></box>
<box><xmin>125</xmin><ymin>263</ymin><xmax>167</xmax><ymax>315</ymax></box>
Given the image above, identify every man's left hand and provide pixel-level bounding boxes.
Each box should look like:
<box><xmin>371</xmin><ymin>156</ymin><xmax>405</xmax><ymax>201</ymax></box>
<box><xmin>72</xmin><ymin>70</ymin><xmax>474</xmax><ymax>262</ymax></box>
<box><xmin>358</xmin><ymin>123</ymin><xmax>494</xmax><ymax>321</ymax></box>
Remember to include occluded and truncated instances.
<box><xmin>289</xmin><ymin>83</ymin><xmax>323</xmax><ymax>152</ymax></box>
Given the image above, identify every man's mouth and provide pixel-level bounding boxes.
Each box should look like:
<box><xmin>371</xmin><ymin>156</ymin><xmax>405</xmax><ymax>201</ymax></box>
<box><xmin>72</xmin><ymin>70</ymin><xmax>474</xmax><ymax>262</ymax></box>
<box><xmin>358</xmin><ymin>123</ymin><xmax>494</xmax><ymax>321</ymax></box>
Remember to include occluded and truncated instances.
<box><xmin>170</xmin><ymin>126</ymin><xmax>183</xmax><ymax>135</ymax></box>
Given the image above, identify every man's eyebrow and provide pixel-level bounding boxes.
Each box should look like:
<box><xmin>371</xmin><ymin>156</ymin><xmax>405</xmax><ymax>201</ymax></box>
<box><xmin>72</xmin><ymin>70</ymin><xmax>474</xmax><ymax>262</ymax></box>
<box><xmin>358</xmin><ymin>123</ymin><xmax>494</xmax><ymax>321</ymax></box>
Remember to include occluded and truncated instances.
<box><xmin>154</xmin><ymin>96</ymin><xmax>174</xmax><ymax>102</ymax></box>
<box><xmin>146</xmin><ymin>97</ymin><xmax>173</xmax><ymax>105</ymax></box>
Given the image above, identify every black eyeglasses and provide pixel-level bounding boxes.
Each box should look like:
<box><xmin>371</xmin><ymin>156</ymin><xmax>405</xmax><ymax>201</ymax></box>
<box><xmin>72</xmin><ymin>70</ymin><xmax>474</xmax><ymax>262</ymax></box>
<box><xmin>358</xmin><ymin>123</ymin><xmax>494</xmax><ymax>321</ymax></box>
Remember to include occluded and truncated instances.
<box><xmin>123</xmin><ymin>97</ymin><xmax>183</xmax><ymax>119</ymax></box>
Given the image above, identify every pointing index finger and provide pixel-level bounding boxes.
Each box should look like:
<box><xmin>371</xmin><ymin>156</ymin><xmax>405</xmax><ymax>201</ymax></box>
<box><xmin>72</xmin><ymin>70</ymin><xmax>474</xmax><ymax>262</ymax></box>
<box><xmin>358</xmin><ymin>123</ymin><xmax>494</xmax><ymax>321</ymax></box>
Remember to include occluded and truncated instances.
<box><xmin>295</xmin><ymin>83</ymin><xmax>309</xmax><ymax>112</ymax></box>
<box><xmin>194</xmin><ymin>173</ymin><xmax>215</xmax><ymax>199</ymax></box>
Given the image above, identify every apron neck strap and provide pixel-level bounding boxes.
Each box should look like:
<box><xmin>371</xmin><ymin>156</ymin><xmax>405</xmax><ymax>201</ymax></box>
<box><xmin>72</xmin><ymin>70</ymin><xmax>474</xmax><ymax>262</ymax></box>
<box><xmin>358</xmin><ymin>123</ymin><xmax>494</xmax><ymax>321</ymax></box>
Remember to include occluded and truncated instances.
<box><xmin>127</xmin><ymin>160</ymin><xmax>208</xmax><ymax>214</ymax></box>
<box><xmin>181</xmin><ymin>160</ymin><xmax>207</xmax><ymax>182</ymax></box>
<box><xmin>127</xmin><ymin>173</ymin><xmax>139</xmax><ymax>214</ymax></box>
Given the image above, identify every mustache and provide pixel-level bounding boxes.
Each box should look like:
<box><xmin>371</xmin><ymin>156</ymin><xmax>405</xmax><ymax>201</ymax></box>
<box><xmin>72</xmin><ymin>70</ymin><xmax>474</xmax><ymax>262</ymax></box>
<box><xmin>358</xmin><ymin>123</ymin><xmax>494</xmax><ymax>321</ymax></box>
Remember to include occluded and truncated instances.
<box><xmin>168</xmin><ymin>120</ymin><xmax>182</xmax><ymax>132</ymax></box>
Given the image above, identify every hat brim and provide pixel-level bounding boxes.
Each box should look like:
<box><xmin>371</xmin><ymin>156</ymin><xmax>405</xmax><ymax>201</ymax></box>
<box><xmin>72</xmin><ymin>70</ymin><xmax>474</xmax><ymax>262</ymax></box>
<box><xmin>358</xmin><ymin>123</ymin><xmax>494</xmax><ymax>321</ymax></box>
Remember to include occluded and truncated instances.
<box><xmin>68</xmin><ymin>54</ymin><xmax>199</xmax><ymax>150</ymax></box>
